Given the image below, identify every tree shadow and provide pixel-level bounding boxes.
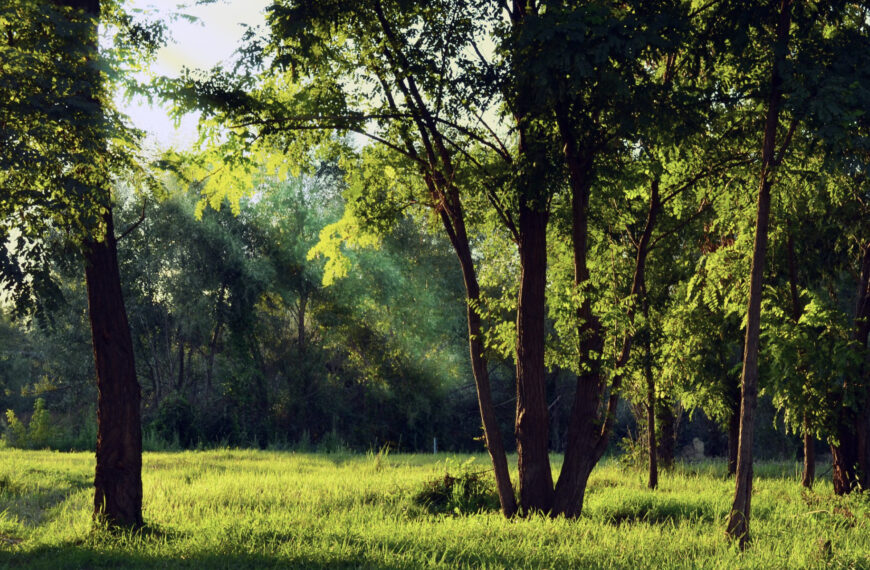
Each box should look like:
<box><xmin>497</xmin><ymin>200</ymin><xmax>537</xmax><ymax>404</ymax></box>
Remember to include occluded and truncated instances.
<box><xmin>596</xmin><ymin>497</ymin><xmax>715</xmax><ymax>526</ymax></box>
<box><xmin>0</xmin><ymin>470</ymin><xmax>92</xmax><ymax>527</ymax></box>
<box><xmin>0</xmin><ymin>543</ymin><xmax>411</xmax><ymax>569</ymax></box>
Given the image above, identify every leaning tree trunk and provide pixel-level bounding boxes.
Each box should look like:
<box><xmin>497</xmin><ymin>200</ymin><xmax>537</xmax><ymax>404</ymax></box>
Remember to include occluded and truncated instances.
<box><xmin>727</xmin><ymin>408</ymin><xmax>740</xmax><ymax>476</ymax></box>
<box><xmin>53</xmin><ymin>0</ymin><xmax>143</xmax><ymax>528</ymax></box>
<box><xmin>85</xmin><ymin>212</ymin><xmax>143</xmax><ymax>528</ymax></box>
<box><xmin>551</xmin><ymin>123</ymin><xmax>603</xmax><ymax>518</ymax></box>
<box><xmin>445</xmin><ymin>208</ymin><xmax>518</xmax><ymax>517</ymax></box>
<box><xmin>552</xmin><ymin>127</ymin><xmax>661</xmax><ymax>515</ymax></box>
<box><xmin>365</xmin><ymin>30</ymin><xmax>518</xmax><ymax>513</ymax></box>
<box><xmin>726</xmin><ymin>0</ymin><xmax>791</xmax><ymax>545</ymax></box>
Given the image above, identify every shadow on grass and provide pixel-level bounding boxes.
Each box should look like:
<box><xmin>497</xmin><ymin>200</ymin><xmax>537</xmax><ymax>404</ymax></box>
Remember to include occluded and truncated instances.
<box><xmin>0</xmin><ymin>544</ymin><xmax>410</xmax><ymax>569</ymax></box>
<box><xmin>0</xmin><ymin>471</ymin><xmax>91</xmax><ymax>527</ymax></box>
<box><xmin>596</xmin><ymin>497</ymin><xmax>715</xmax><ymax>526</ymax></box>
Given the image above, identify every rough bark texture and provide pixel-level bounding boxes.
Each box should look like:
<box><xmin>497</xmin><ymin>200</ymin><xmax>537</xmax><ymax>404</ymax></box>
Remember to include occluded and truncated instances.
<box><xmin>514</xmin><ymin>202</ymin><xmax>555</xmax><ymax>514</ymax></box>
<box><xmin>726</xmin><ymin>0</ymin><xmax>791</xmax><ymax>545</ymax></box>
<box><xmin>85</xmin><ymin>212</ymin><xmax>144</xmax><ymax>528</ymax></box>
<box><xmin>51</xmin><ymin>0</ymin><xmax>143</xmax><ymax>529</ymax></box>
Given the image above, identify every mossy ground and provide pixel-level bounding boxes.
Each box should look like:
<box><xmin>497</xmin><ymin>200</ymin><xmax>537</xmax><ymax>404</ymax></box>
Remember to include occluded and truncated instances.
<box><xmin>1</xmin><ymin>449</ymin><xmax>868</xmax><ymax>568</ymax></box>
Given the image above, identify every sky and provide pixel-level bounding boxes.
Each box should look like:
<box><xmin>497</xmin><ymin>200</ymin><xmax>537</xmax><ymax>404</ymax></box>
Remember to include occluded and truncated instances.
<box><xmin>118</xmin><ymin>0</ymin><xmax>270</xmax><ymax>150</ymax></box>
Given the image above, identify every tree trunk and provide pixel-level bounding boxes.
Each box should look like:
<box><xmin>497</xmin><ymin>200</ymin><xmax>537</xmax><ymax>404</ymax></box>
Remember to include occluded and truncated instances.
<box><xmin>644</xmin><ymin>294</ymin><xmax>658</xmax><ymax>490</ymax></box>
<box><xmin>448</xmin><ymin>217</ymin><xmax>518</xmax><ymax>517</ymax></box>
<box><xmin>85</xmin><ymin>211</ymin><xmax>143</xmax><ymax>528</ymax></box>
<box><xmin>297</xmin><ymin>293</ymin><xmax>307</xmax><ymax>355</ymax></box>
<box><xmin>514</xmin><ymin>201</ymin><xmax>554</xmax><ymax>514</ymax></box>
<box><xmin>51</xmin><ymin>0</ymin><xmax>143</xmax><ymax>529</ymax></box>
<box><xmin>553</xmin><ymin>134</ymin><xmax>660</xmax><ymax>515</ymax></box>
<box><xmin>727</xmin><ymin>408</ymin><xmax>740</xmax><ymax>476</ymax></box>
<box><xmin>726</xmin><ymin>0</ymin><xmax>791</xmax><ymax>545</ymax></box>
<box><xmin>802</xmin><ymin>424</ymin><xmax>815</xmax><ymax>488</ymax></box>
<box><xmin>832</xmin><ymin>241</ymin><xmax>870</xmax><ymax>494</ymax></box>
<box><xmin>367</xmin><ymin>44</ymin><xmax>518</xmax><ymax>514</ymax></box>
<box><xmin>657</xmin><ymin>401</ymin><xmax>675</xmax><ymax>469</ymax></box>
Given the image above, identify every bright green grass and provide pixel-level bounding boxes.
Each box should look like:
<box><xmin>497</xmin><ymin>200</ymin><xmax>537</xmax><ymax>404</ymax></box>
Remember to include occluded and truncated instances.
<box><xmin>1</xmin><ymin>449</ymin><xmax>868</xmax><ymax>568</ymax></box>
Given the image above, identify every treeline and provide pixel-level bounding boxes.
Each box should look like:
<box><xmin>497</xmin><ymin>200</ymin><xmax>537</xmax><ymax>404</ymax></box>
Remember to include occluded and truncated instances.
<box><xmin>1</xmin><ymin>172</ymin><xmax>500</xmax><ymax>452</ymax></box>
<box><xmin>1</xmin><ymin>0</ymin><xmax>868</xmax><ymax>543</ymax></box>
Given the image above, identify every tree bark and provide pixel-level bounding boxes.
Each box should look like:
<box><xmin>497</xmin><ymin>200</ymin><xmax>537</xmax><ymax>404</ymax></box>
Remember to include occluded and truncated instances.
<box><xmin>514</xmin><ymin>201</ymin><xmax>555</xmax><ymax>514</ymax></box>
<box><xmin>802</xmin><ymin>424</ymin><xmax>815</xmax><ymax>488</ymax></box>
<box><xmin>448</xmin><ymin>216</ymin><xmax>518</xmax><ymax>517</ymax></box>
<box><xmin>643</xmin><ymin>294</ymin><xmax>658</xmax><ymax>490</ymax></box>
<box><xmin>657</xmin><ymin>401</ymin><xmax>675</xmax><ymax>469</ymax></box>
<box><xmin>832</xmin><ymin>241</ymin><xmax>870</xmax><ymax>494</ymax></box>
<box><xmin>51</xmin><ymin>0</ymin><xmax>143</xmax><ymax>529</ymax></box>
<box><xmin>552</xmin><ymin>124</ymin><xmax>663</xmax><ymax>514</ymax></box>
<box><xmin>726</xmin><ymin>0</ymin><xmax>791</xmax><ymax>545</ymax></box>
<box><xmin>551</xmin><ymin>122</ymin><xmax>601</xmax><ymax>517</ymax></box>
<box><xmin>727</xmin><ymin>408</ymin><xmax>740</xmax><ymax>476</ymax></box>
<box><xmin>85</xmin><ymin>212</ymin><xmax>143</xmax><ymax>528</ymax></box>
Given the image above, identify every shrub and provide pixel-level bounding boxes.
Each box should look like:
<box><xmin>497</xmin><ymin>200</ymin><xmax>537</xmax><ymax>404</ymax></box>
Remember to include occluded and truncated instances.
<box><xmin>3</xmin><ymin>398</ymin><xmax>58</xmax><ymax>449</ymax></box>
<box><xmin>413</xmin><ymin>459</ymin><xmax>500</xmax><ymax>515</ymax></box>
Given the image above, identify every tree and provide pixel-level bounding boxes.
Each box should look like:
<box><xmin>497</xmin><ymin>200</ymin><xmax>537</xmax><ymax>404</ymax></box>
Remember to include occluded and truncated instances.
<box><xmin>1</xmin><ymin>0</ymin><xmax>149</xmax><ymax>527</ymax></box>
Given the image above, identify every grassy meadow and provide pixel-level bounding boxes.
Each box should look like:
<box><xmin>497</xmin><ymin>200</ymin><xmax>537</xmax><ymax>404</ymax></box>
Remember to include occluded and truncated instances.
<box><xmin>1</xmin><ymin>449</ymin><xmax>869</xmax><ymax>568</ymax></box>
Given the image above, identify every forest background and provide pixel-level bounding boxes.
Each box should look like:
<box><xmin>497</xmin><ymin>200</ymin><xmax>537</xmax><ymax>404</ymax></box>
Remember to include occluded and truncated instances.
<box><xmin>0</xmin><ymin>0</ymin><xmax>868</xmax><ymax>548</ymax></box>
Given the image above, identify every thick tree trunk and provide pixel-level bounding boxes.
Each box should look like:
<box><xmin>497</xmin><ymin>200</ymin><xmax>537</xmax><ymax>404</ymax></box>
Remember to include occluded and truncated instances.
<box><xmin>85</xmin><ymin>211</ymin><xmax>143</xmax><ymax>528</ymax></box>
<box><xmin>52</xmin><ymin>0</ymin><xmax>143</xmax><ymax>529</ymax></box>
<box><xmin>553</xmin><ymin>135</ymin><xmax>661</xmax><ymax>515</ymax></box>
<box><xmin>726</xmin><ymin>0</ymin><xmax>791</xmax><ymax>545</ymax></box>
<box><xmin>514</xmin><ymin>202</ymin><xmax>554</xmax><ymax>514</ymax></box>
<box><xmin>832</xmin><ymin>241</ymin><xmax>870</xmax><ymax>494</ymax></box>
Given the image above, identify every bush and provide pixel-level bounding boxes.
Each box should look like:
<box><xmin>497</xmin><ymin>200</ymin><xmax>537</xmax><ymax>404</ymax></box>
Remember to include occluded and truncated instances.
<box><xmin>3</xmin><ymin>398</ymin><xmax>58</xmax><ymax>449</ymax></box>
<box><xmin>150</xmin><ymin>396</ymin><xmax>197</xmax><ymax>447</ymax></box>
<box><xmin>412</xmin><ymin>459</ymin><xmax>500</xmax><ymax>515</ymax></box>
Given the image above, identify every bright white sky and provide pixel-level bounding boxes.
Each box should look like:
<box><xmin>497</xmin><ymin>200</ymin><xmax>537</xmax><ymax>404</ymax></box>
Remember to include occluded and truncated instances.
<box><xmin>118</xmin><ymin>0</ymin><xmax>270</xmax><ymax>150</ymax></box>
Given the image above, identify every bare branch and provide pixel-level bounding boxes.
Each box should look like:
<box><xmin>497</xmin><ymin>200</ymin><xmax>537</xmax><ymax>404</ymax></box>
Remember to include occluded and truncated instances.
<box><xmin>117</xmin><ymin>199</ymin><xmax>147</xmax><ymax>241</ymax></box>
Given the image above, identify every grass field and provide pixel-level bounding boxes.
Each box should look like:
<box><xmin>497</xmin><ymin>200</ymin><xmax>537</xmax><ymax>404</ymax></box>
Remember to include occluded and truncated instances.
<box><xmin>1</xmin><ymin>449</ymin><xmax>869</xmax><ymax>568</ymax></box>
